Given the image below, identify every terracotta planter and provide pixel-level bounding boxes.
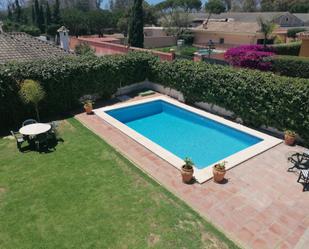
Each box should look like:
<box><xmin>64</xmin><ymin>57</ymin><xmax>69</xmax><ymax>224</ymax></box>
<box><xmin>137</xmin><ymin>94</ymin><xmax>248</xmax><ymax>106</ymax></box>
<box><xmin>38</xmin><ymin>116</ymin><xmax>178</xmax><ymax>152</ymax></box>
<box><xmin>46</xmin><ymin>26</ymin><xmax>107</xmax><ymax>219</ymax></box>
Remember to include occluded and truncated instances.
<box><xmin>84</xmin><ymin>103</ymin><xmax>93</xmax><ymax>114</ymax></box>
<box><xmin>284</xmin><ymin>134</ymin><xmax>296</xmax><ymax>146</ymax></box>
<box><xmin>213</xmin><ymin>167</ymin><xmax>226</xmax><ymax>183</ymax></box>
<box><xmin>181</xmin><ymin>165</ymin><xmax>194</xmax><ymax>183</ymax></box>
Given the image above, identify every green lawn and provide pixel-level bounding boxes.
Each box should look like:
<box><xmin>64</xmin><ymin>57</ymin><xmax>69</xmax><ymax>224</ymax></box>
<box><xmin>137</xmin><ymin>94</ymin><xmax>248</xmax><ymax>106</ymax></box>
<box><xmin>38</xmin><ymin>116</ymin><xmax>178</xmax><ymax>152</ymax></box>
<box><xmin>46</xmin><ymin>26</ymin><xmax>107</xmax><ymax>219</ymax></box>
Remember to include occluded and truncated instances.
<box><xmin>0</xmin><ymin>119</ymin><xmax>239</xmax><ymax>249</ymax></box>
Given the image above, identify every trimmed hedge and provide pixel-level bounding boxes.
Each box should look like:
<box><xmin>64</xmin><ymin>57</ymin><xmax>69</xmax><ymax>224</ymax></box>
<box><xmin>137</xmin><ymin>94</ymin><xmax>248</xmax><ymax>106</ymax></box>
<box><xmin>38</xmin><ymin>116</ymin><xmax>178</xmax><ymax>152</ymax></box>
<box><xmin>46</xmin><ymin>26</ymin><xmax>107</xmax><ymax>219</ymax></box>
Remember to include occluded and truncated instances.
<box><xmin>272</xmin><ymin>56</ymin><xmax>309</xmax><ymax>79</ymax></box>
<box><xmin>0</xmin><ymin>53</ymin><xmax>156</xmax><ymax>131</ymax></box>
<box><xmin>272</xmin><ymin>42</ymin><xmax>301</xmax><ymax>56</ymax></box>
<box><xmin>1</xmin><ymin>52</ymin><xmax>309</xmax><ymax>145</ymax></box>
<box><xmin>149</xmin><ymin>59</ymin><xmax>309</xmax><ymax>145</ymax></box>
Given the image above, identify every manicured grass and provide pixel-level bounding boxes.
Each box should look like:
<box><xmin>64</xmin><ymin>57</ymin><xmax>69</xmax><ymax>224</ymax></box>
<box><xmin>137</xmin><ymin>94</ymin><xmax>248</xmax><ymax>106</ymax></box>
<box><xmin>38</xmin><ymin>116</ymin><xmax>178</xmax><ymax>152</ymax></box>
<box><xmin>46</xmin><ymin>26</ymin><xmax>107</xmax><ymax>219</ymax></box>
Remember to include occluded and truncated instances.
<box><xmin>0</xmin><ymin>119</ymin><xmax>239</xmax><ymax>249</ymax></box>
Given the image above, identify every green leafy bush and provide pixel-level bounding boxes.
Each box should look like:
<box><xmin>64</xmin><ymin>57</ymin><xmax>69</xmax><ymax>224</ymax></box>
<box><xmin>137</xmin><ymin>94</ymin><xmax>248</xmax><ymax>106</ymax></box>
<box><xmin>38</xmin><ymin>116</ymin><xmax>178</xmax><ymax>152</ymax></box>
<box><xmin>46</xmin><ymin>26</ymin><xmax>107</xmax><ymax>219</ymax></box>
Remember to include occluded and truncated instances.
<box><xmin>1</xmin><ymin>52</ymin><xmax>309</xmax><ymax>145</ymax></box>
<box><xmin>271</xmin><ymin>56</ymin><xmax>309</xmax><ymax>79</ymax></box>
<box><xmin>149</xmin><ymin>59</ymin><xmax>309</xmax><ymax>145</ymax></box>
<box><xmin>287</xmin><ymin>28</ymin><xmax>307</xmax><ymax>38</ymax></box>
<box><xmin>272</xmin><ymin>42</ymin><xmax>301</xmax><ymax>56</ymax></box>
<box><xmin>0</xmin><ymin>53</ymin><xmax>156</xmax><ymax>130</ymax></box>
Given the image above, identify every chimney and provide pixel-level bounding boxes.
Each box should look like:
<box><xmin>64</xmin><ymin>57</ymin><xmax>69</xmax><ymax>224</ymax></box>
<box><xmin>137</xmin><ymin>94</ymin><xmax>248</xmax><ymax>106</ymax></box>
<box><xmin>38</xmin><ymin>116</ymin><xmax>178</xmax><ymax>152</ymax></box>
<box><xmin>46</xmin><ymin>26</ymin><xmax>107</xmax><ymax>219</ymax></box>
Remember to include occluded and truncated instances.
<box><xmin>57</xmin><ymin>26</ymin><xmax>70</xmax><ymax>52</ymax></box>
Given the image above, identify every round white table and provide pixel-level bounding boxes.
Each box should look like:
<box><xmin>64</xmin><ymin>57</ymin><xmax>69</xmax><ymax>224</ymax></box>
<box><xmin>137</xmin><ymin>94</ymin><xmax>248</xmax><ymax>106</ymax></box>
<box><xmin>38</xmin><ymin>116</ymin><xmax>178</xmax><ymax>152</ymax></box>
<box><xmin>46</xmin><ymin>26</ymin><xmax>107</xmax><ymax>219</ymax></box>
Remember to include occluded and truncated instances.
<box><xmin>19</xmin><ymin>123</ymin><xmax>51</xmax><ymax>136</ymax></box>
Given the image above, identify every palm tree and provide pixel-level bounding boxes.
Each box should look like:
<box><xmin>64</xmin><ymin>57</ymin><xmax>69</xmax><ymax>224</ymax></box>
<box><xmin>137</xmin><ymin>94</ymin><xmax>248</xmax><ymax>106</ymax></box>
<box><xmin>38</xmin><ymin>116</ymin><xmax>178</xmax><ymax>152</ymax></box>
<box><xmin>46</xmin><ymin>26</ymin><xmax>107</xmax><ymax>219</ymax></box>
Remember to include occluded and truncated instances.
<box><xmin>258</xmin><ymin>17</ymin><xmax>276</xmax><ymax>47</ymax></box>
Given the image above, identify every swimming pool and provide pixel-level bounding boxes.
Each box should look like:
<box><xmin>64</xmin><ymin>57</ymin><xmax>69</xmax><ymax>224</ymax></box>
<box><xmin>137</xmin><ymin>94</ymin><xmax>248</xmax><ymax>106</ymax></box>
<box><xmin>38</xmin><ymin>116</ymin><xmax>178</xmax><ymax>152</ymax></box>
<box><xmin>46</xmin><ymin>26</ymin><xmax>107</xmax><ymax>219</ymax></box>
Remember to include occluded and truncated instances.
<box><xmin>95</xmin><ymin>96</ymin><xmax>281</xmax><ymax>183</ymax></box>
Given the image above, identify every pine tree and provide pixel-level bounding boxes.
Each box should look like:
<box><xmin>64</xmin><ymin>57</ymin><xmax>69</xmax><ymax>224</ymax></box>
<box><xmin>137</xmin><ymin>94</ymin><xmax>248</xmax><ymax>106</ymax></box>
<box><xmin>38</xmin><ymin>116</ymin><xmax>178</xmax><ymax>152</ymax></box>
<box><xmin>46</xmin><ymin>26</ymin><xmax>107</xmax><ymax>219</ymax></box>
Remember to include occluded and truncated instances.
<box><xmin>37</xmin><ymin>4</ymin><xmax>45</xmax><ymax>32</ymax></box>
<box><xmin>34</xmin><ymin>0</ymin><xmax>40</xmax><ymax>26</ymax></box>
<box><xmin>128</xmin><ymin>0</ymin><xmax>144</xmax><ymax>48</ymax></box>
<box><xmin>53</xmin><ymin>0</ymin><xmax>61</xmax><ymax>24</ymax></box>
<box><xmin>14</xmin><ymin>0</ymin><xmax>22</xmax><ymax>23</ymax></box>
<box><xmin>31</xmin><ymin>4</ymin><xmax>36</xmax><ymax>24</ymax></box>
<box><xmin>8</xmin><ymin>5</ymin><xmax>13</xmax><ymax>20</ymax></box>
<box><xmin>46</xmin><ymin>2</ymin><xmax>52</xmax><ymax>26</ymax></box>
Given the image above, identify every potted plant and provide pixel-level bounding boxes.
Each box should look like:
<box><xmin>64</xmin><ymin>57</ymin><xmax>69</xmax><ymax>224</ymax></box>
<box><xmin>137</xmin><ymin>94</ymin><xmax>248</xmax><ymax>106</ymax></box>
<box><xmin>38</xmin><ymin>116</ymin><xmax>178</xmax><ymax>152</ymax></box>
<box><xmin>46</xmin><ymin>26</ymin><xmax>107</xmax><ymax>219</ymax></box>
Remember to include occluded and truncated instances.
<box><xmin>213</xmin><ymin>161</ymin><xmax>227</xmax><ymax>183</ymax></box>
<box><xmin>79</xmin><ymin>94</ymin><xmax>97</xmax><ymax>115</ymax></box>
<box><xmin>181</xmin><ymin>157</ymin><xmax>194</xmax><ymax>183</ymax></box>
<box><xmin>284</xmin><ymin>130</ymin><xmax>296</xmax><ymax>146</ymax></box>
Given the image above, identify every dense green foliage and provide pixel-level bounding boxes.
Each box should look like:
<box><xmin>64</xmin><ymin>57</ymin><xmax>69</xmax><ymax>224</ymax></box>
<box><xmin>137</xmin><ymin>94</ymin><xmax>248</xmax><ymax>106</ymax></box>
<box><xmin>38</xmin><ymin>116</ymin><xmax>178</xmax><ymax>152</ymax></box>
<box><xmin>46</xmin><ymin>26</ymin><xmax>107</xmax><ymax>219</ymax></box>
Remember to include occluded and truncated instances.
<box><xmin>1</xmin><ymin>52</ymin><xmax>309</xmax><ymax>145</ymax></box>
<box><xmin>0</xmin><ymin>118</ymin><xmax>238</xmax><ymax>249</ymax></box>
<box><xmin>0</xmin><ymin>53</ymin><xmax>155</xmax><ymax>131</ymax></box>
<box><xmin>287</xmin><ymin>28</ymin><xmax>307</xmax><ymax>38</ymax></box>
<box><xmin>128</xmin><ymin>0</ymin><xmax>144</xmax><ymax>47</ymax></box>
<box><xmin>149</xmin><ymin>59</ymin><xmax>309</xmax><ymax>145</ymax></box>
<box><xmin>272</xmin><ymin>42</ymin><xmax>301</xmax><ymax>56</ymax></box>
<box><xmin>272</xmin><ymin>56</ymin><xmax>309</xmax><ymax>79</ymax></box>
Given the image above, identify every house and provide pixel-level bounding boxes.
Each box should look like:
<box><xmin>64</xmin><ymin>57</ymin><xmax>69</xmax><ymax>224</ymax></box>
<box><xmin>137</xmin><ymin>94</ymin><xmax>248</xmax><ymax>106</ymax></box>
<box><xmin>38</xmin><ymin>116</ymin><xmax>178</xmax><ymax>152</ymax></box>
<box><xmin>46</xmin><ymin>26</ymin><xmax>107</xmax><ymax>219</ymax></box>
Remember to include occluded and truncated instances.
<box><xmin>192</xmin><ymin>21</ymin><xmax>264</xmax><ymax>47</ymax></box>
<box><xmin>191</xmin><ymin>12</ymin><xmax>309</xmax><ymax>47</ymax></box>
<box><xmin>298</xmin><ymin>31</ymin><xmax>309</xmax><ymax>57</ymax></box>
<box><xmin>0</xmin><ymin>31</ymin><xmax>72</xmax><ymax>64</ymax></box>
<box><xmin>143</xmin><ymin>27</ymin><xmax>176</xmax><ymax>48</ymax></box>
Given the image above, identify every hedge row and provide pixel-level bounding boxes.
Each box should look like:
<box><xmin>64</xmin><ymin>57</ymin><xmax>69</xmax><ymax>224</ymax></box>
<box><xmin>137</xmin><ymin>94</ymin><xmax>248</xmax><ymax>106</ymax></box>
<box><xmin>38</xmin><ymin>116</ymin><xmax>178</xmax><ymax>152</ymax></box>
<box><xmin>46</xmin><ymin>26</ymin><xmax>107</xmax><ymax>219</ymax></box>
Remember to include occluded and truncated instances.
<box><xmin>0</xmin><ymin>53</ymin><xmax>156</xmax><ymax>131</ymax></box>
<box><xmin>1</xmin><ymin>52</ymin><xmax>309</xmax><ymax>145</ymax></box>
<box><xmin>272</xmin><ymin>56</ymin><xmax>309</xmax><ymax>79</ymax></box>
<box><xmin>272</xmin><ymin>42</ymin><xmax>301</xmax><ymax>56</ymax></box>
<box><xmin>149</xmin><ymin>59</ymin><xmax>309</xmax><ymax>145</ymax></box>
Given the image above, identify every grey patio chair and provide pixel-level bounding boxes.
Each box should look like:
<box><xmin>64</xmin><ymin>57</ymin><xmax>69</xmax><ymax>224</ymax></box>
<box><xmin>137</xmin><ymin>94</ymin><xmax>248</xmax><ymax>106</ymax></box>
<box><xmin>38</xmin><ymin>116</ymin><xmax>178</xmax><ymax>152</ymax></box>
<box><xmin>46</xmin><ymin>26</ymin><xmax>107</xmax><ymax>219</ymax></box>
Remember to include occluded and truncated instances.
<box><xmin>297</xmin><ymin>169</ymin><xmax>309</xmax><ymax>191</ymax></box>
<box><xmin>10</xmin><ymin>131</ymin><xmax>25</xmax><ymax>151</ymax></box>
<box><xmin>22</xmin><ymin>119</ymin><xmax>37</xmax><ymax>127</ymax></box>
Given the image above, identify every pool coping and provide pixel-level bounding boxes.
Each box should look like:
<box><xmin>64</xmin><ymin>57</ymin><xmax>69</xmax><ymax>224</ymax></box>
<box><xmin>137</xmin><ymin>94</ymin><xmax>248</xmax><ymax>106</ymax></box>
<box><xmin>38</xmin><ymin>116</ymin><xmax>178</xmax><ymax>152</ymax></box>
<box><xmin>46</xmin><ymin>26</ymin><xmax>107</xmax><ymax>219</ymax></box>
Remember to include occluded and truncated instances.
<box><xmin>94</xmin><ymin>96</ymin><xmax>282</xmax><ymax>183</ymax></box>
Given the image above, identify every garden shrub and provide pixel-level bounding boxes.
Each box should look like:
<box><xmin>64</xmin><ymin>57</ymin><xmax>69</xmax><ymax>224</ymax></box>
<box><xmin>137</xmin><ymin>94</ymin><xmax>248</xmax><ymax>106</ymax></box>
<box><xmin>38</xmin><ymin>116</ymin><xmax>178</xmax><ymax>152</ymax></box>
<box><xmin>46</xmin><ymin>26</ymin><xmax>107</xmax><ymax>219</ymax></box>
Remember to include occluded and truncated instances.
<box><xmin>1</xmin><ymin>52</ymin><xmax>309</xmax><ymax>145</ymax></box>
<box><xmin>271</xmin><ymin>56</ymin><xmax>309</xmax><ymax>79</ymax></box>
<box><xmin>224</xmin><ymin>45</ymin><xmax>275</xmax><ymax>71</ymax></box>
<box><xmin>0</xmin><ymin>52</ymin><xmax>157</xmax><ymax>131</ymax></box>
<box><xmin>149</xmin><ymin>59</ymin><xmax>309</xmax><ymax>145</ymax></box>
<box><xmin>272</xmin><ymin>42</ymin><xmax>301</xmax><ymax>56</ymax></box>
<box><xmin>287</xmin><ymin>28</ymin><xmax>307</xmax><ymax>39</ymax></box>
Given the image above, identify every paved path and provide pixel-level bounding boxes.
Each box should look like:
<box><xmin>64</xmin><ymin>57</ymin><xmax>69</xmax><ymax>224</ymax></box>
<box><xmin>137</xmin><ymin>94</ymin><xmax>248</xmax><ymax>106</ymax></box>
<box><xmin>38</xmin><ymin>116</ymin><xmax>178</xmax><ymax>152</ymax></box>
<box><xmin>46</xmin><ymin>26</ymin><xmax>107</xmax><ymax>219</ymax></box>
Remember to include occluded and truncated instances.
<box><xmin>75</xmin><ymin>97</ymin><xmax>309</xmax><ymax>249</ymax></box>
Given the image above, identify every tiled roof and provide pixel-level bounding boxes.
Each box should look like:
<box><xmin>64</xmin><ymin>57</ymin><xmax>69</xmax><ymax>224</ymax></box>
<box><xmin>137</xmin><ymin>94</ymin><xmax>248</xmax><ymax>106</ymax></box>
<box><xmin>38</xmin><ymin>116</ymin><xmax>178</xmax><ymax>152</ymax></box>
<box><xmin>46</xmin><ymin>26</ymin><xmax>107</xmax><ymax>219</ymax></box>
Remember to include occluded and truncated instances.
<box><xmin>192</xmin><ymin>12</ymin><xmax>309</xmax><ymax>24</ymax></box>
<box><xmin>194</xmin><ymin>21</ymin><xmax>261</xmax><ymax>34</ymax></box>
<box><xmin>0</xmin><ymin>32</ymin><xmax>71</xmax><ymax>64</ymax></box>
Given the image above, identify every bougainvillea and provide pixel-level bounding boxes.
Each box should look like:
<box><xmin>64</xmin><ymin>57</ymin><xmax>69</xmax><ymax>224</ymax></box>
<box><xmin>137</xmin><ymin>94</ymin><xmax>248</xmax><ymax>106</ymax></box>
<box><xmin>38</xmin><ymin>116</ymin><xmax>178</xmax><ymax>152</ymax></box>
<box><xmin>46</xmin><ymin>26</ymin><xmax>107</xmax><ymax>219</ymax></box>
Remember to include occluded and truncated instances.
<box><xmin>224</xmin><ymin>45</ymin><xmax>275</xmax><ymax>71</ymax></box>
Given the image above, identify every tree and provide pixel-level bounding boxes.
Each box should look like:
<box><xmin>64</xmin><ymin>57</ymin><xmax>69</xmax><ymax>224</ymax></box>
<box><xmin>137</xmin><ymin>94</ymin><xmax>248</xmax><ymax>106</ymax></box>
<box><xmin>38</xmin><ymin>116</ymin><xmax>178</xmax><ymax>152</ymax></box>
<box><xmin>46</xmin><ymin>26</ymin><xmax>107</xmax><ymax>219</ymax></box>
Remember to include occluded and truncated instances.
<box><xmin>53</xmin><ymin>0</ymin><xmax>61</xmax><ymax>24</ymax></box>
<box><xmin>19</xmin><ymin>79</ymin><xmax>45</xmax><ymax>122</ymax></box>
<box><xmin>258</xmin><ymin>17</ymin><xmax>276</xmax><ymax>47</ymax></box>
<box><xmin>128</xmin><ymin>0</ymin><xmax>144</xmax><ymax>48</ymax></box>
<box><xmin>62</xmin><ymin>9</ymin><xmax>87</xmax><ymax>36</ymax></box>
<box><xmin>45</xmin><ymin>2</ymin><xmax>51</xmax><ymax>26</ymax></box>
<box><xmin>86</xmin><ymin>10</ymin><xmax>114</xmax><ymax>36</ymax></box>
<box><xmin>34</xmin><ymin>0</ymin><xmax>39</xmax><ymax>25</ymax></box>
<box><xmin>14</xmin><ymin>0</ymin><xmax>21</xmax><ymax>23</ymax></box>
<box><xmin>242</xmin><ymin>0</ymin><xmax>256</xmax><ymax>12</ymax></box>
<box><xmin>31</xmin><ymin>4</ymin><xmax>35</xmax><ymax>24</ymax></box>
<box><xmin>204</xmin><ymin>0</ymin><xmax>225</xmax><ymax>28</ymax></box>
<box><xmin>37</xmin><ymin>3</ymin><xmax>44</xmax><ymax>32</ymax></box>
<box><xmin>7</xmin><ymin>5</ymin><xmax>13</xmax><ymax>20</ymax></box>
<box><xmin>260</xmin><ymin>0</ymin><xmax>273</xmax><ymax>11</ymax></box>
<box><xmin>157</xmin><ymin>0</ymin><xmax>201</xmax><ymax>39</ymax></box>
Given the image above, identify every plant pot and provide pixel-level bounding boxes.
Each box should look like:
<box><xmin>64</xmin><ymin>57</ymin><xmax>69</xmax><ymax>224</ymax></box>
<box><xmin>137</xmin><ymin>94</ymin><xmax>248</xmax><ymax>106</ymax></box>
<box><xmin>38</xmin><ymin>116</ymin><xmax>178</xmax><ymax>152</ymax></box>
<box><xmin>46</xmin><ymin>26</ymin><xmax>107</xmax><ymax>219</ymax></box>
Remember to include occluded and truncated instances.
<box><xmin>213</xmin><ymin>168</ymin><xmax>226</xmax><ymax>183</ymax></box>
<box><xmin>84</xmin><ymin>104</ymin><xmax>93</xmax><ymax>114</ymax></box>
<box><xmin>181</xmin><ymin>165</ymin><xmax>194</xmax><ymax>183</ymax></box>
<box><xmin>284</xmin><ymin>134</ymin><xmax>296</xmax><ymax>146</ymax></box>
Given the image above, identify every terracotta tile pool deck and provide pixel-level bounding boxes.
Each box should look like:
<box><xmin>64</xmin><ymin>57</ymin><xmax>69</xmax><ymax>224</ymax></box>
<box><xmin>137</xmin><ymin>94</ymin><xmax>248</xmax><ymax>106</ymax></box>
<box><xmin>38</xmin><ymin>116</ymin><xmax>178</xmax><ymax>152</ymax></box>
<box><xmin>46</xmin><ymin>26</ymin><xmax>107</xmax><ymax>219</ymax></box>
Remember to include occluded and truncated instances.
<box><xmin>75</xmin><ymin>95</ymin><xmax>309</xmax><ymax>249</ymax></box>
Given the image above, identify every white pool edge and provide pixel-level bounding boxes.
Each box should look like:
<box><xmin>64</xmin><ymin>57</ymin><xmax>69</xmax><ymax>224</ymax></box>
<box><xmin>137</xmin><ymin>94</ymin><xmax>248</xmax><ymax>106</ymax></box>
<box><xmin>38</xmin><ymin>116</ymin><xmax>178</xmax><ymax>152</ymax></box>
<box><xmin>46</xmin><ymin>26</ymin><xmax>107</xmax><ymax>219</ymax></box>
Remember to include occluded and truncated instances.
<box><xmin>94</xmin><ymin>96</ymin><xmax>282</xmax><ymax>183</ymax></box>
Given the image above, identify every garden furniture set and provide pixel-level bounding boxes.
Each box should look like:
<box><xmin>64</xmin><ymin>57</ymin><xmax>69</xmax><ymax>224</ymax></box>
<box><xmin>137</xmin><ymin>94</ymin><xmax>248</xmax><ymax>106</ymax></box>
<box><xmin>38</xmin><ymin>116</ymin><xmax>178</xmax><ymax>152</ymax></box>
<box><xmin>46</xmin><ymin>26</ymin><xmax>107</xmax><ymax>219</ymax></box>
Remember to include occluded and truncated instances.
<box><xmin>288</xmin><ymin>151</ymin><xmax>309</xmax><ymax>191</ymax></box>
<box><xmin>11</xmin><ymin>119</ymin><xmax>58</xmax><ymax>152</ymax></box>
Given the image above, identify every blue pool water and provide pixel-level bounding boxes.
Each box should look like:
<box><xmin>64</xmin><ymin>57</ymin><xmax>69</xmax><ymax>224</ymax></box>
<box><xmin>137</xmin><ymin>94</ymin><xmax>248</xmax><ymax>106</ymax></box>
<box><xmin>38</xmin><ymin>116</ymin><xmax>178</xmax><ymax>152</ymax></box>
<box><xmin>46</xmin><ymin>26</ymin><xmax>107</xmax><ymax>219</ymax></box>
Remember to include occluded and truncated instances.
<box><xmin>106</xmin><ymin>100</ymin><xmax>262</xmax><ymax>169</ymax></box>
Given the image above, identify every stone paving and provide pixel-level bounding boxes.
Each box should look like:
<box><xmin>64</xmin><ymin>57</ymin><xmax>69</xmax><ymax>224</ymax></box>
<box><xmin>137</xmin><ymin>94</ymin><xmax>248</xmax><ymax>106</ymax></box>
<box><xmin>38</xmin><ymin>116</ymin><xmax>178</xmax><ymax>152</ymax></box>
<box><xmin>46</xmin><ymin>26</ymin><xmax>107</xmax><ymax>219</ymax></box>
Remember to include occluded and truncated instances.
<box><xmin>75</xmin><ymin>96</ymin><xmax>309</xmax><ymax>249</ymax></box>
